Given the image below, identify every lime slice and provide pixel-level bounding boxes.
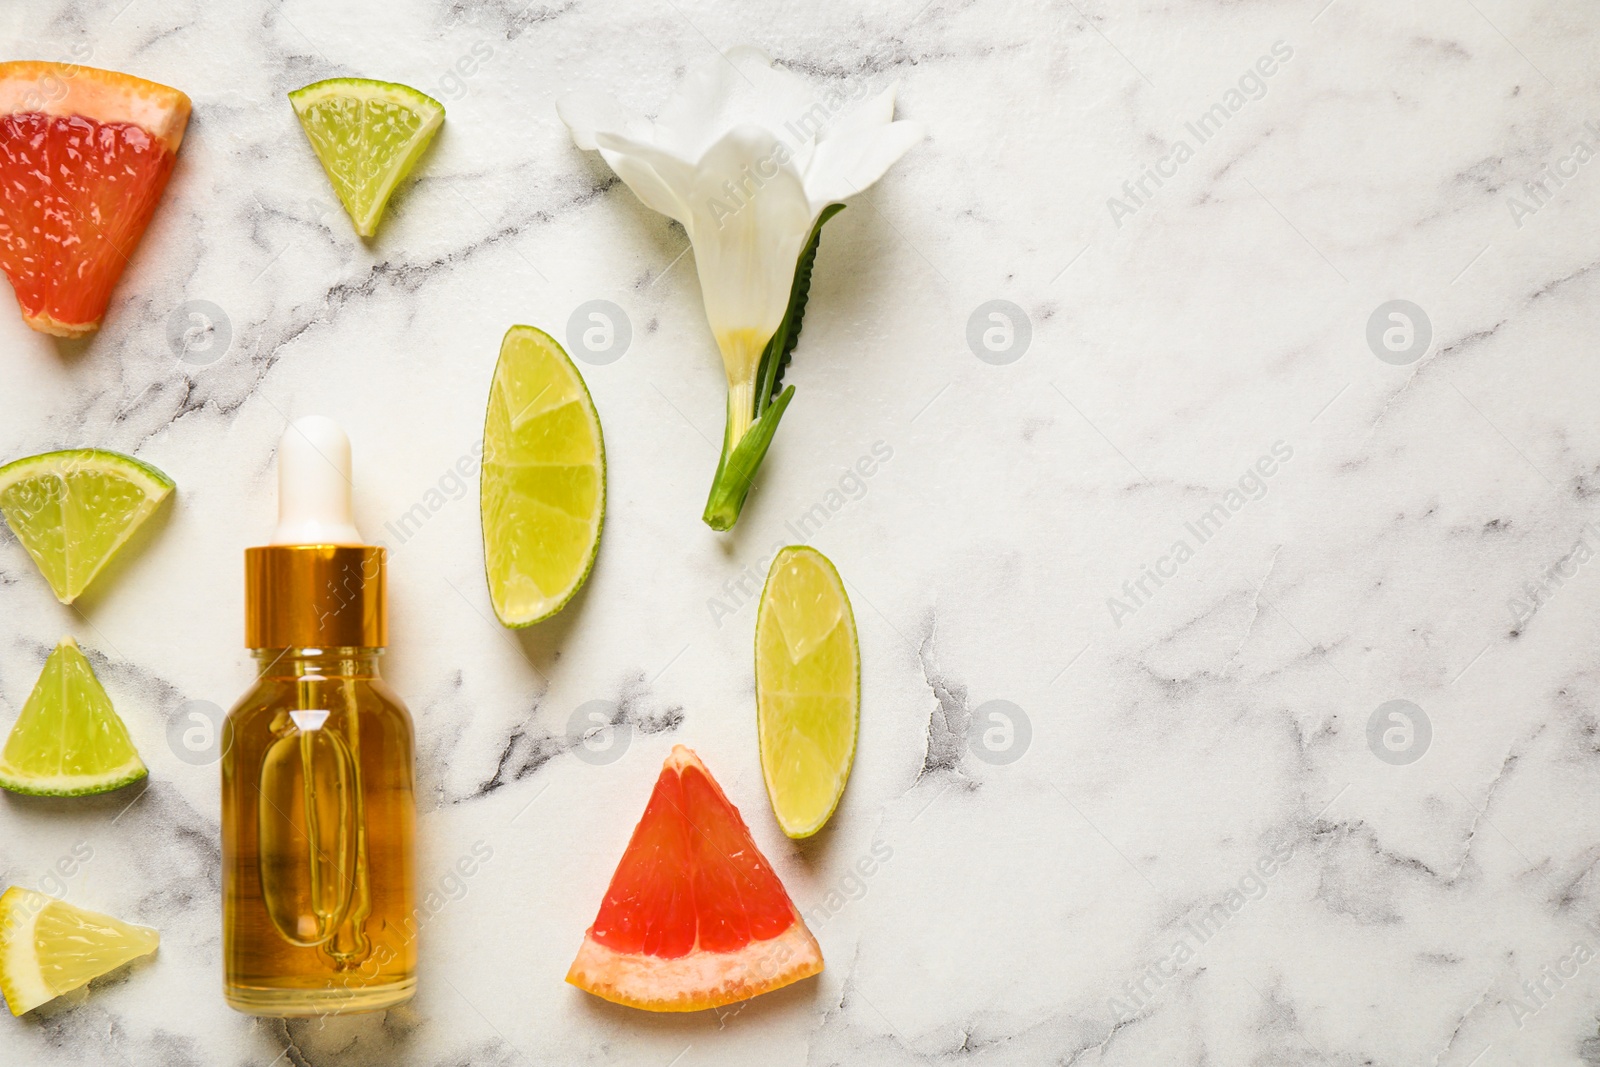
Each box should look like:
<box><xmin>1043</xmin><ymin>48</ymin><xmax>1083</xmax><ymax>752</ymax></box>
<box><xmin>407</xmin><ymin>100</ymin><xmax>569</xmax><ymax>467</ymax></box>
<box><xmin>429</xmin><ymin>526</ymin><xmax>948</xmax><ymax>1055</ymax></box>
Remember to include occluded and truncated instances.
<box><xmin>0</xmin><ymin>449</ymin><xmax>174</xmax><ymax>604</ymax></box>
<box><xmin>755</xmin><ymin>546</ymin><xmax>860</xmax><ymax>838</ymax></box>
<box><xmin>289</xmin><ymin>77</ymin><xmax>444</xmax><ymax>237</ymax></box>
<box><xmin>0</xmin><ymin>887</ymin><xmax>158</xmax><ymax>1015</ymax></box>
<box><xmin>0</xmin><ymin>638</ymin><xmax>146</xmax><ymax>797</ymax></box>
<box><xmin>481</xmin><ymin>325</ymin><xmax>606</xmax><ymax>627</ymax></box>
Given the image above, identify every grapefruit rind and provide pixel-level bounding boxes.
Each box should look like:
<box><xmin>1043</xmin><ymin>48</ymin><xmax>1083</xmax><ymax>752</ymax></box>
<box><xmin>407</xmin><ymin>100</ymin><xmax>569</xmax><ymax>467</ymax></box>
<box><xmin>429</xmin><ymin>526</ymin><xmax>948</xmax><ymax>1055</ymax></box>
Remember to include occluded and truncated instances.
<box><xmin>19</xmin><ymin>312</ymin><xmax>94</xmax><ymax>339</ymax></box>
<box><xmin>0</xmin><ymin>62</ymin><xmax>191</xmax><ymax>152</ymax></box>
<box><xmin>567</xmin><ymin>918</ymin><xmax>822</xmax><ymax>1012</ymax></box>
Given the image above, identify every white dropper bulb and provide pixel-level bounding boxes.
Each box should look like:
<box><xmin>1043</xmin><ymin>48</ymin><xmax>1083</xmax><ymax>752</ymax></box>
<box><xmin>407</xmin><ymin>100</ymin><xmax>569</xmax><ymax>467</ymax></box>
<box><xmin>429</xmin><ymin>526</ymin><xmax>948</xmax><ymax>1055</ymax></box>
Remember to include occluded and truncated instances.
<box><xmin>270</xmin><ymin>416</ymin><xmax>365</xmax><ymax>546</ymax></box>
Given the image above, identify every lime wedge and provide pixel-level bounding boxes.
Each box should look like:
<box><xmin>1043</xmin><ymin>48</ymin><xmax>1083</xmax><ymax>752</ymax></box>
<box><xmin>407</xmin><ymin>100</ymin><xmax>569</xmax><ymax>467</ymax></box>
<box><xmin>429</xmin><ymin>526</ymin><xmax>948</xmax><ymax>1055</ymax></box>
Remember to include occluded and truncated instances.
<box><xmin>0</xmin><ymin>638</ymin><xmax>146</xmax><ymax>797</ymax></box>
<box><xmin>755</xmin><ymin>546</ymin><xmax>860</xmax><ymax>838</ymax></box>
<box><xmin>481</xmin><ymin>325</ymin><xmax>606</xmax><ymax>627</ymax></box>
<box><xmin>0</xmin><ymin>887</ymin><xmax>158</xmax><ymax>1015</ymax></box>
<box><xmin>0</xmin><ymin>449</ymin><xmax>174</xmax><ymax>604</ymax></box>
<box><xmin>289</xmin><ymin>77</ymin><xmax>444</xmax><ymax>237</ymax></box>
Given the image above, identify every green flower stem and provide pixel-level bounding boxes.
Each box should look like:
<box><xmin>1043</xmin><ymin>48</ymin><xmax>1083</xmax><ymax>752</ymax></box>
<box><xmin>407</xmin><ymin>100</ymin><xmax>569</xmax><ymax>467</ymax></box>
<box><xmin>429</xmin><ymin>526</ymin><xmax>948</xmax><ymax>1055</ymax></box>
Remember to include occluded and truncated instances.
<box><xmin>699</xmin><ymin>203</ymin><xmax>844</xmax><ymax>532</ymax></box>
<box><xmin>702</xmin><ymin>384</ymin><xmax>795</xmax><ymax>531</ymax></box>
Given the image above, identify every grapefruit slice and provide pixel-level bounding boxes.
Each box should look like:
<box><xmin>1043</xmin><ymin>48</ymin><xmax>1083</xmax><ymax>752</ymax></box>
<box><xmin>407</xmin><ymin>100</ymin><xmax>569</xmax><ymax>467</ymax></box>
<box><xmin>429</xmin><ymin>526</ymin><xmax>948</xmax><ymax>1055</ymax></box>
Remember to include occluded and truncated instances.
<box><xmin>567</xmin><ymin>745</ymin><xmax>823</xmax><ymax>1011</ymax></box>
<box><xmin>0</xmin><ymin>62</ymin><xmax>191</xmax><ymax>337</ymax></box>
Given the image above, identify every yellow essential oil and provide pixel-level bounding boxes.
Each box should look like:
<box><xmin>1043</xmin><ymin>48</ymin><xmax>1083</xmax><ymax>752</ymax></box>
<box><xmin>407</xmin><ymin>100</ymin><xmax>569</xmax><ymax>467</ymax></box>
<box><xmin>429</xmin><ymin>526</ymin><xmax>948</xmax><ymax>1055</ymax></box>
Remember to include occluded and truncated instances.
<box><xmin>221</xmin><ymin>419</ymin><xmax>417</xmax><ymax>1016</ymax></box>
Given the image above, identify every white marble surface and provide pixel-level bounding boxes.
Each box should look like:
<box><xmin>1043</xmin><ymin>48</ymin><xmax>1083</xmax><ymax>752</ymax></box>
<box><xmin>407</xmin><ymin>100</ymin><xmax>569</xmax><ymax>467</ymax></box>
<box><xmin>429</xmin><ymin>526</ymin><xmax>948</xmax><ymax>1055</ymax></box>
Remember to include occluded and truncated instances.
<box><xmin>3</xmin><ymin>0</ymin><xmax>1600</xmax><ymax>1063</ymax></box>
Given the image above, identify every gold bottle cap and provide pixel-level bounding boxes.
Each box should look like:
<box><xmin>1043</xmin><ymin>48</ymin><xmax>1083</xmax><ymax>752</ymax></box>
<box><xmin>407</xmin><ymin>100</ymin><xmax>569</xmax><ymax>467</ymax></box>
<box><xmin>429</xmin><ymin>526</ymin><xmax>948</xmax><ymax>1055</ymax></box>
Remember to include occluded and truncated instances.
<box><xmin>245</xmin><ymin>544</ymin><xmax>386</xmax><ymax>649</ymax></box>
<box><xmin>246</xmin><ymin>417</ymin><xmax>387</xmax><ymax>649</ymax></box>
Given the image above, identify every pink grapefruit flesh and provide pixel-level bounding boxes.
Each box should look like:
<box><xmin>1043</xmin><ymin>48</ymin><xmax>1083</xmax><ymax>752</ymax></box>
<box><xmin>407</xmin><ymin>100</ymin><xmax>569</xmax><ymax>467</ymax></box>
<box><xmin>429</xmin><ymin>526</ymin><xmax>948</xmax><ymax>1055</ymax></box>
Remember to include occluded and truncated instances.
<box><xmin>0</xmin><ymin>62</ymin><xmax>190</xmax><ymax>338</ymax></box>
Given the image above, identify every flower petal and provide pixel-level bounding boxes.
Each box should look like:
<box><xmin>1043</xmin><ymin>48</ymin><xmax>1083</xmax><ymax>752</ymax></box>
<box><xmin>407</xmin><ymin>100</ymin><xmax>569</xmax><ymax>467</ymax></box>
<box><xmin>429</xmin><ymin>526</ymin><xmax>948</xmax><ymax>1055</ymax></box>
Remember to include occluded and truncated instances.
<box><xmin>556</xmin><ymin>89</ymin><xmax>652</xmax><ymax>152</ymax></box>
<box><xmin>680</xmin><ymin>125</ymin><xmax>815</xmax><ymax>384</ymax></box>
<box><xmin>601</xmin><ymin>152</ymin><xmax>696</xmax><ymax>227</ymax></box>
<box><xmin>559</xmin><ymin>91</ymin><xmax>698</xmax><ymax>222</ymax></box>
<box><xmin>655</xmin><ymin>46</ymin><xmax>821</xmax><ymax>163</ymax></box>
<box><xmin>592</xmin><ymin>130</ymin><xmax>701</xmax><ymax>229</ymax></box>
<box><xmin>803</xmin><ymin>94</ymin><xmax>924</xmax><ymax>214</ymax></box>
<box><xmin>824</xmin><ymin>83</ymin><xmax>900</xmax><ymax>141</ymax></box>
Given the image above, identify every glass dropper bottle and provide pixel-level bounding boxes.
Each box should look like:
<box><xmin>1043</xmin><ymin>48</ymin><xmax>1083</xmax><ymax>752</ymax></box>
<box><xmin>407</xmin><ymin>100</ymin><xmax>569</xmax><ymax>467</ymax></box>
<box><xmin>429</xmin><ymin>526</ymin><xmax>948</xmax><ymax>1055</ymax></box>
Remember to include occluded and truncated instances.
<box><xmin>221</xmin><ymin>416</ymin><xmax>417</xmax><ymax>1016</ymax></box>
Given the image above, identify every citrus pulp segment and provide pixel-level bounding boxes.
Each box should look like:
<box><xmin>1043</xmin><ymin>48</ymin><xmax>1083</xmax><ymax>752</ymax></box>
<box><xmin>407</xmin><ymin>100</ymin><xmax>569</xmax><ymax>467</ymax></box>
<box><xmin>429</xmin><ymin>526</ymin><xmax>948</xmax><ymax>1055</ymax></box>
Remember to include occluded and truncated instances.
<box><xmin>756</xmin><ymin>546</ymin><xmax>860</xmax><ymax>838</ymax></box>
<box><xmin>0</xmin><ymin>887</ymin><xmax>158</xmax><ymax>1015</ymax></box>
<box><xmin>0</xmin><ymin>637</ymin><xmax>146</xmax><ymax>797</ymax></box>
<box><xmin>289</xmin><ymin>77</ymin><xmax>444</xmax><ymax>237</ymax></box>
<box><xmin>481</xmin><ymin>325</ymin><xmax>605</xmax><ymax>627</ymax></box>
<box><xmin>0</xmin><ymin>449</ymin><xmax>174</xmax><ymax>604</ymax></box>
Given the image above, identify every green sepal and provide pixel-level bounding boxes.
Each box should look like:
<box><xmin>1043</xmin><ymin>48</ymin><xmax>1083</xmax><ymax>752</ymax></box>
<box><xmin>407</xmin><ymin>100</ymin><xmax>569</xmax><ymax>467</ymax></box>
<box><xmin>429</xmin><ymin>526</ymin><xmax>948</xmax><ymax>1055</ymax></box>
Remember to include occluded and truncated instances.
<box><xmin>755</xmin><ymin>203</ymin><xmax>846</xmax><ymax>418</ymax></box>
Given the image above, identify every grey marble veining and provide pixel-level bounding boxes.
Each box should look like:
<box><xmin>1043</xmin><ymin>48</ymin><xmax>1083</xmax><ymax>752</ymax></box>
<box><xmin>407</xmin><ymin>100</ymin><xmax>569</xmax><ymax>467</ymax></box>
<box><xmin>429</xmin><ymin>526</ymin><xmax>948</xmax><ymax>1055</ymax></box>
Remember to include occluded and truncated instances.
<box><xmin>4</xmin><ymin>0</ymin><xmax>1600</xmax><ymax>1063</ymax></box>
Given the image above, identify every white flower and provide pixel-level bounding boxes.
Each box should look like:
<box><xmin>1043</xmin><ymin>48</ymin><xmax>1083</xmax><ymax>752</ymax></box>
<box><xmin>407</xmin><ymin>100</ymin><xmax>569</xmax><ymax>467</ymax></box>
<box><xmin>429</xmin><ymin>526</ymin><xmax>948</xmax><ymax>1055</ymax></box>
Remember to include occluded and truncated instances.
<box><xmin>558</xmin><ymin>46</ymin><xmax>923</xmax><ymax>529</ymax></box>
